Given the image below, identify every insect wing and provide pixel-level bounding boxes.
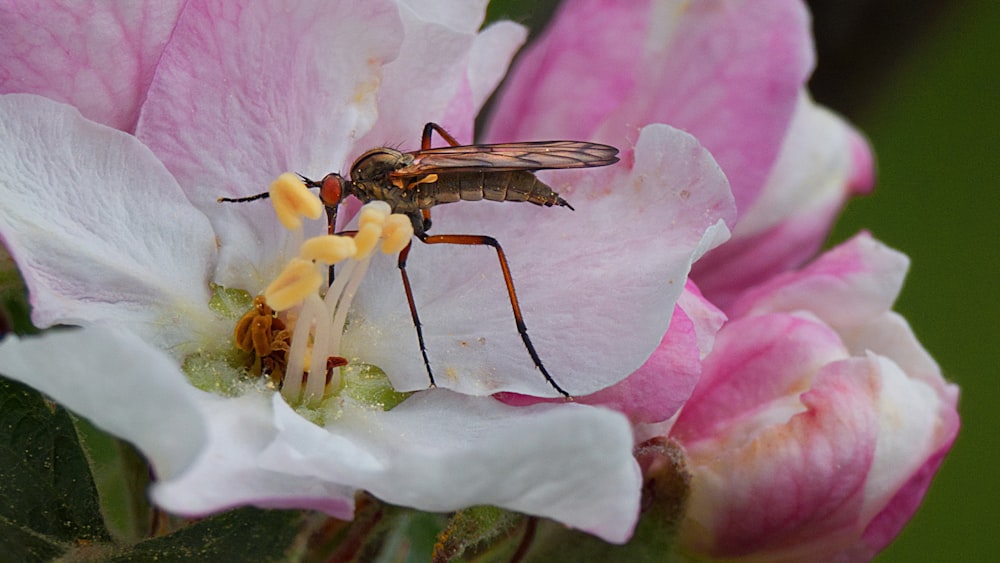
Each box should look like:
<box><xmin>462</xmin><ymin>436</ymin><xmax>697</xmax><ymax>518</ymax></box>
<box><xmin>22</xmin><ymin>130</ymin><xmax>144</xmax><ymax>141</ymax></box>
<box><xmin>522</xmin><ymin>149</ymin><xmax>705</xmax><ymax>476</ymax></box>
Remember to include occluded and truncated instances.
<box><xmin>391</xmin><ymin>141</ymin><xmax>619</xmax><ymax>179</ymax></box>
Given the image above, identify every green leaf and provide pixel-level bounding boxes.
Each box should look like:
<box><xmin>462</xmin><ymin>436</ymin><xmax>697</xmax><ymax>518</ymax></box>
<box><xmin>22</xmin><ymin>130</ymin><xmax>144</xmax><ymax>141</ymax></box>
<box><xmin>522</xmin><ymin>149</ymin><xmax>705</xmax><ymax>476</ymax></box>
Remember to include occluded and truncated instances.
<box><xmin>0</xmin><ymin>376</ymin><xmax>112</xmax><ymax>560</ymax></box>
<box><xmin>0</xmin><ymin>257</ymin><xmax>36</xmax><ymax>335</ymax></box>
<box><xmin>105</xmin><ymin>508</ymin><xmax>307</xmax><ymax>562</ymax></box>
<box><xmin>73</xmin><ymin>417</ymin><xmax>152</xmax><ymax>543</ymax></box>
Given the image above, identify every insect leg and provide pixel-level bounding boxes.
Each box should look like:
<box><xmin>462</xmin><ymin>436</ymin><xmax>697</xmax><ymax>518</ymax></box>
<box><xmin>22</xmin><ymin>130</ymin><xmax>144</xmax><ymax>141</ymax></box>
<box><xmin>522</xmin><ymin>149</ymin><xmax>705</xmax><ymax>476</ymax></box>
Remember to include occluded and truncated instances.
<box><xmin>396</xmin><ymin>241</ymin><xmax>436</xmax><ymax>388</ymax></box>
<box><xmin>421</xmin><ymin>122</ymin><xmax>461</xmax><ymax>149</ymax></box>
<box><xmin>417</xmin><ymin>232</ymin><xmax>571</xmax><ymax>398</ymax></box>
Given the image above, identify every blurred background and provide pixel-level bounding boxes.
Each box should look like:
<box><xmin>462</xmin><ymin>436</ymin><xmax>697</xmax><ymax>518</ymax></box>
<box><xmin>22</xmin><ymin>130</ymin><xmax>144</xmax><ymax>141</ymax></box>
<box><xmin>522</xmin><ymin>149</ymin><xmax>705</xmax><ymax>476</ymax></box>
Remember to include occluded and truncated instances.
<box><xmin>485</xmin><ymin>1</ymin><xmax>998</xmax><ymax>561</ymax></box>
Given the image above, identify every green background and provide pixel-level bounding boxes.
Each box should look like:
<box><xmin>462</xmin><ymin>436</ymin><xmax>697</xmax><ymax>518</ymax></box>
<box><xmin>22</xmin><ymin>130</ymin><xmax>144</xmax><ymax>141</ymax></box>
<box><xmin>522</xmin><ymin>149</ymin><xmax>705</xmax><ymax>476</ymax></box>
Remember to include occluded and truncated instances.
<box><xmin>827</xmin><ymin>2</ymin><xmax>998</xmax><ymax>562</ymax></box>
<box><xmin>486</xmin><ymin>1</ymin><xmax>998</xmax><ymax>561</ymax></box>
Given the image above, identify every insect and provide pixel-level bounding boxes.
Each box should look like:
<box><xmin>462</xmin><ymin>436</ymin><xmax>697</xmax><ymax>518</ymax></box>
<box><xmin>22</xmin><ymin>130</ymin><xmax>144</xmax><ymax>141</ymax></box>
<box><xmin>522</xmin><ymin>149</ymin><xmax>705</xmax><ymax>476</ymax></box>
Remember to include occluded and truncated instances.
<box><xmin>224</xmin><ymin>123</ymin><xmax>619</xmax><ymax>397</ymax></box>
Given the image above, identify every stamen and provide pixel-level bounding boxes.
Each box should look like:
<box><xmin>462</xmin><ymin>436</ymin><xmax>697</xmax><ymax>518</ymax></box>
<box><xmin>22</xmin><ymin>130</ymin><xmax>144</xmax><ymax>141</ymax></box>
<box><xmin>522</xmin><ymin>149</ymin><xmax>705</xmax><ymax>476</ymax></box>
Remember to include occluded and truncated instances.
<box><xmin>358</xmin><ymin>201</ymin><xmax>392</xmax><ymax>229</ymax></box>
<box><xmin>303</xmin><ymin>293</ymin><xmax>332</xmax><ymax>406</ymax></box>
<box><xmin>381</xmin><ymin>214</ymin><xmax>414</xmax><ymax>254</ymax></box>
<box><xmin>300</xmin><ymin>235</ymin><xmax>357</xmax><ymax>265</ymax></box>
<box><xmin>353</xmin><ymin>222</ymin><xmax>383</xmax><ymax>259</ymax></box>
<box><xmin>265</xmin><ymin>258</ymin><xmax>323</xmax><ymax>312</ymax></box>
<box><xmin>270</xmin><ymin>172</ymin><xmax>323</xmax><ymax>231</ymax></box>
<box><xmin>282</xmin><ymin>294</ymin><xmax>325</xmax><ymax>402</ymax></box>
<box><xmin>249</xmin><ymin>196</ymin><xmax>417</xmax><ymax>408</ymax></box>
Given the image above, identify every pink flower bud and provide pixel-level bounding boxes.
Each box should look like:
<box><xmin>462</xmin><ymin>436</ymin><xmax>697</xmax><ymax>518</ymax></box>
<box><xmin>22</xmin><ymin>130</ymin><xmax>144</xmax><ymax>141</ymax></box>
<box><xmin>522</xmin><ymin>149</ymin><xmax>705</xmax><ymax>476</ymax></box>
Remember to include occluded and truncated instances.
<box><xmin>669</xmin><ymin>235</ymin><xmax>959</xmax><ymax>561</ymax></box>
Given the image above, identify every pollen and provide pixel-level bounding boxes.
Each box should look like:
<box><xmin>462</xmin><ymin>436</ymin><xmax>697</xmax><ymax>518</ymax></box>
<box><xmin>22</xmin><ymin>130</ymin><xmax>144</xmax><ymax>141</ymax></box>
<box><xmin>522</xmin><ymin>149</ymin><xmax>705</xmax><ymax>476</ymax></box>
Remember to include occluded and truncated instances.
<box><xmin>353</xmin><ymin>222</ymin><xmax>383</xmax><ymax>260</ymax></box>
<box><xmin>300</xmin><ymin>235</ymin><xmax>357</xmax><ymax>265</ymax></box>
<box><xmin>381</xmin><ymin>214</ymin><xmax>413</xmax><ymax>254</ymax></box>
<box><xmin>358</xmin><ymin>200</ymin><xmax>392</xmax><ymax>230</ymax></box>
<box><xmin>264</xmin><ymin>257</ymin><xmax>323</xmax><ymax>311</ymax></box>
<box><xmin>270</xmin><ymin>172</ymin><xmax>324</xmax><ymax>231</ymax></box>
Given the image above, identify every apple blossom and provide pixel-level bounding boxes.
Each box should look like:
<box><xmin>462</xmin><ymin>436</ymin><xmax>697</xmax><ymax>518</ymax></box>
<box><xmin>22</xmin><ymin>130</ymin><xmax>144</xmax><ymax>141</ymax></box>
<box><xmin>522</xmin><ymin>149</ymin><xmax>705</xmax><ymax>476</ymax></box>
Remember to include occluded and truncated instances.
<box><xmin>0</xmin><ymin>0</ymin><xmax>736</xmax><ymax>546</ymax></box>
<box><xmin>668</xmin><ymin>234</ymin><xmax>960</xmax><ymax>561</ymax></box>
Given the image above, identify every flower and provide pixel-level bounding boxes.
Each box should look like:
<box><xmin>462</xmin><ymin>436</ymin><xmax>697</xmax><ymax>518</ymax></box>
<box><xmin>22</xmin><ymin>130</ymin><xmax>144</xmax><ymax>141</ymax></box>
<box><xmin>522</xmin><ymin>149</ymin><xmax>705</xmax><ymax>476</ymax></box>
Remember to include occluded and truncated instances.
<box><xmin>0</xmin><ymin>0</ymin><xmax>734</xmax><ymax>543</ymax></box>
<box><xmin>668</xmin><ymin>234</ymin><xmax>960</xmax><ymax>561</ymax></box>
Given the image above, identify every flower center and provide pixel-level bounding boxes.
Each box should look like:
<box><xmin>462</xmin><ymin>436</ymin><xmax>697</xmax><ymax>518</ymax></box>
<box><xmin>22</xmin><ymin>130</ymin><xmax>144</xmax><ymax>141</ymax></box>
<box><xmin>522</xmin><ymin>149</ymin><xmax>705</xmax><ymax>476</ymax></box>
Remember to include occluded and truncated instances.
<box><xmin>232</xmin><ymin>173</ymin><xmax>413</xmax><ymax>408</ymax></box>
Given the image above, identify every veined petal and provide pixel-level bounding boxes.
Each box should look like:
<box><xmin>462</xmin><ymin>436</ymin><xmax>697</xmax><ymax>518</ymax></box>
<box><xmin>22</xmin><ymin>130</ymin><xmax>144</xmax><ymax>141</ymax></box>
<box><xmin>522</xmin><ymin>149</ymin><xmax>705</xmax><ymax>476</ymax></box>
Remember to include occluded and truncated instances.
<box><xmin>487</xmin><ymin>0</ymin><xmax>813</xmax><ymax>213</ymax></box>
<box><xmin>135</xmin><ymin>0</ymin><xmax>404</xmax><ymax>291</ymax></box>
<box><xmin>0</xmin><ymin>327</ymin><xmax>206</xmax><ymax>479</ymax></box>
<box><xmin>0</xmin><ymin>94</ymin><xmax>217</xmax><ymax>351</ymax></box>
<box><xmin>260</xmin><ymin>390</ymin><xmax>641</xmax><ymax>543</ymax></box>
<box><xmin>346</xmin><ymin>124</ymin><xmax>735</xmax><ymax>397</ymax></box>
<box><xmin>729</xmin><ymin>233</ymin><xmax>909</xmax><ymax>327</ymax></box>
<box><xmin>356</xmin><ymin>0</ymin><xmax>526</xmax><ymax>150</ymax></box>
<box><xmin>151</xmin><ymin>392</ymin><xmax>356</xmax><ymax>519</ymax></box>
<box><xmin>680</xmin><ymin>357</ymin><xmax>881</xmax><ymax>559</ymax></box>
<box><xmin>693</xmin><ymin>95</ymin><xmax>877</xmax><ymax>308</ymax></box>
<box><xmin>673</xmin><ymin>313</ymin><xmax>850</xmax><ymax>445</ymax></box>
<box><xmin>0</xmin><ymin>1</ymin><xmax>184</xmax><ymax>131</ymax></box>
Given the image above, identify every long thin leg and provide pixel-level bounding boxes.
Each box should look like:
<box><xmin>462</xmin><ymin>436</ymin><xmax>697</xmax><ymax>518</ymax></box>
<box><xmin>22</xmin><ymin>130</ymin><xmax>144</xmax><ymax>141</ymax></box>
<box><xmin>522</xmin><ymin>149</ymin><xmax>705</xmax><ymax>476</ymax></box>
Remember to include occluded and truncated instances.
<box><xmin>417</xmin><ymin>232</ymin><xmax>570</xmax><ymax>398</ymax></box>
<box><xmin>396</xmin><ymin>241</ymin><xmax>436</xmax><ymax>388</ymax></box>
<box><xmin>422</xmin><ymin>122</ymin><xmax>460</xmax><ymax>149</ymax></box>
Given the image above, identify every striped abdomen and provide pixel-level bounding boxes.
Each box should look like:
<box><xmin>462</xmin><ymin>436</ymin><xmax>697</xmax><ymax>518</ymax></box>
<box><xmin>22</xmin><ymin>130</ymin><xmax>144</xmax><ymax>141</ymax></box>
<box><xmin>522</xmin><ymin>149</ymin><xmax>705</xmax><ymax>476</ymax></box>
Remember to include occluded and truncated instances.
<box><xmin>412</xmin><ymin>170</ymin><xmax>570</xmax><ymax>210</ymax></box>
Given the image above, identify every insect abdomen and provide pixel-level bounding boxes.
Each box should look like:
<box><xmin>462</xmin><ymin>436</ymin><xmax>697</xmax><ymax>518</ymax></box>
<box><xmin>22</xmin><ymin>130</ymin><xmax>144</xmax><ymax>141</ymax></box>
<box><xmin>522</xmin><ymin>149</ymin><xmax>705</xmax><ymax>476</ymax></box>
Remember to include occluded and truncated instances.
<box><xmin>423</xmin><ymin>171</ymin><xmax>568</xmax><ymax>208</ymax></box>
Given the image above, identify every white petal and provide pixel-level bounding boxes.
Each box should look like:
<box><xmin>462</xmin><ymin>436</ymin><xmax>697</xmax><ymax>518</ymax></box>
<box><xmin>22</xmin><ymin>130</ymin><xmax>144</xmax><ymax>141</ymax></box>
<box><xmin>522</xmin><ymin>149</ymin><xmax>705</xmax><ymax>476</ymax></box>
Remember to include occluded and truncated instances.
<box><xmin>860</xmin><ymin>354</ymin><xmax>947</xmax><ymax>522</ymax></box>
<box><xmin>0</xmin><ymin>327</ymin><xmax>205</xmax><ymax>479</ymax></box>
<box><xmin>346</xmin><ymin>124</ymin><xmax>734</xmax><ymax>396</ymax></box>
<box><xmin>151</xmin><ymin>392</ymin><xmax>356</xmax><ymax>519</ymax></box>
<box><xmin>0</xmin><ymin>94</ymin><xmax>217</xmax><ymax>351</ymax></box>
<box><xmin>261</xmin><ymin>390</ymin><xmax>640</xmax><ymax>543</ymax></box>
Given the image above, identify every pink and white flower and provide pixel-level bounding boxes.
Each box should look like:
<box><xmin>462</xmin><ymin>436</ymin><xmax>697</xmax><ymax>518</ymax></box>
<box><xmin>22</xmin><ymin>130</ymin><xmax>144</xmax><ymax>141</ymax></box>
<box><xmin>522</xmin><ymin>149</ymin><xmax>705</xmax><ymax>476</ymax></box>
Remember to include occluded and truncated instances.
<box><xmin>669</xmin><ymin>234</ymin><xmax>960</xmax><ymax>561</ymax></box>
<box><xmin>0</xmin><ymin>0</ymin><xmax>734</xmax><ymax>543</ymax></box>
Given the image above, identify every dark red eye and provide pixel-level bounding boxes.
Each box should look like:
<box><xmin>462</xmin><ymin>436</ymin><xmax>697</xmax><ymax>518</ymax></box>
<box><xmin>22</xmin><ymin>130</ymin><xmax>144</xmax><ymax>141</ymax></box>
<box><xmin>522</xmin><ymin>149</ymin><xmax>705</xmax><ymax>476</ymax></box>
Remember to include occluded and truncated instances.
<box><xmin>319</xmin><ymin>174</ymin><xmax>344</xmax><ymax>206</ymax></box>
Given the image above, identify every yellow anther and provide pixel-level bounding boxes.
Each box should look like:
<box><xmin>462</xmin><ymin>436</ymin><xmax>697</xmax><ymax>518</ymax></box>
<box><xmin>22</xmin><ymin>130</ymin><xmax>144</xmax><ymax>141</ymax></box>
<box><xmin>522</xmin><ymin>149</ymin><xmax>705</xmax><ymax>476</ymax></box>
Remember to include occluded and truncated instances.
<box><xmin>264</xmin><ymin>258</ymin><xmax>323</xmax><ymax>311</ymax></box>
<box><xmin>353</xmin><ymin>222</ymin><xmax>382</xmax><ymax>260</ymax></box>
<box><xmin>358</xmin><ymin>201</ymin><xmax>392</xmax><ymax>230</ymax></box>
<box><xmin>381</xmin><ymin>214</ymin><xmax>414</xmax><ymax>254</ymax></box>
<box><xmin>270</xmin><ymin>173</ymin><xmax>323</xmax><ymax>231</ymax></box>
<box><xmin>300</xmin><ymin>235</ymin><xmax>357</xmax><ymax>265</ymax></box>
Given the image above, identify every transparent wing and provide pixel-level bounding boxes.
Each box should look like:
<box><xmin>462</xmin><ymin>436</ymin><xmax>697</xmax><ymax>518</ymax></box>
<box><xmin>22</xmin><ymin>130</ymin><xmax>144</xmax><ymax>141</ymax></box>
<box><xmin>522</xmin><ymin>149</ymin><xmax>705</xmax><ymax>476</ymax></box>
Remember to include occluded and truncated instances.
<box><xmin>391</xmin><ymin>141</ymin><xmax>619</xmax><ymax>178</ymax></box>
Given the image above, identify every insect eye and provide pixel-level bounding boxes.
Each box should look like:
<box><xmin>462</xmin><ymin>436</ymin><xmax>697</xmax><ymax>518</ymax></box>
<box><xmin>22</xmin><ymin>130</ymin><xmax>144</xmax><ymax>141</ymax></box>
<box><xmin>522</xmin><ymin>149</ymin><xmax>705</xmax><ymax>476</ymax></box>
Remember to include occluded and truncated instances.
<box><xmin>319</xmin><ymin>174</ymin><xmax>344</xmax><ymax>206</ymax></box>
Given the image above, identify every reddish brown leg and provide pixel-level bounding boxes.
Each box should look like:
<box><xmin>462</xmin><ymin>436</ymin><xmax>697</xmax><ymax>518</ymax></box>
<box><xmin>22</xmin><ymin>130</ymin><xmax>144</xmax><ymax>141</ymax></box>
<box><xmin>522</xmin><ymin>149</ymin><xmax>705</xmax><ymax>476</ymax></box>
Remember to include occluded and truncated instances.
<box><xmin>413</xmin><ymin>231</ymin><xmax>570</xmax><ymax>398</ymax></box>
<box><xmin>422</xmin><ymin>122</ymin><xmax>461</xmax><ymax>149</ymax></box>
<box><xmin>396</xmin><ymin>241</ymin><xmax>436</xmax><ymax>388</ymax></box>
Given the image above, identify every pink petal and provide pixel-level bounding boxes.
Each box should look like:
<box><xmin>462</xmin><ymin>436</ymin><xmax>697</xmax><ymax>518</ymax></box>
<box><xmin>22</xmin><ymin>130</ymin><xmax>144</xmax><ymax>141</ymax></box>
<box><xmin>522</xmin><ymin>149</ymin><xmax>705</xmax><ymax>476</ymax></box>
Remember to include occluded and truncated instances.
<box><xmin>729</xmin><ymin>233</ymin><xmax>909</xmax><ymax>327</ymax></box>
<box><xmin>679</xmin><ymin>357</ymin><xmax>882</xmax><ymax>559</ymax></box>
<box><xmin>0</xmin><ymin>1</ymin><xmax>184</xmax><ymax>131</ymax></box>
<box><xmin>693</xmin><ymin>97</ymin><xmax>878</xmax><ymax>309</ymax></box>
<box><xmin>355</xmin><ymin>3</ymin><xmax>526</xmax><ymax>151</ymax></box>
<box><xmin>673</xmin><ymin>313</ymin><xmax>849</xmax><ymax>444</ymax></box>
<box><xmin>486</xmin><ymin>0</ymin><xmax>813</xmax><ymax>213</ymax></box>
<box><xmin>574</xmin><ymin>299</ymin><xmax>702</xmax><ymax>425</ymax></box>
<box><xmin>677</xmin><ymin>280</ymin><xmax>728</xmax><ymax>358</ymax></box>
<box><xmin>135</xmin><ymin>0</ymin><xmax>404</xmax><ymax>289</ymax></box>
<box><xmin>0</xmin><ymin>94</ymin><xmax>216</xmax><ymax>351</ymax></box>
